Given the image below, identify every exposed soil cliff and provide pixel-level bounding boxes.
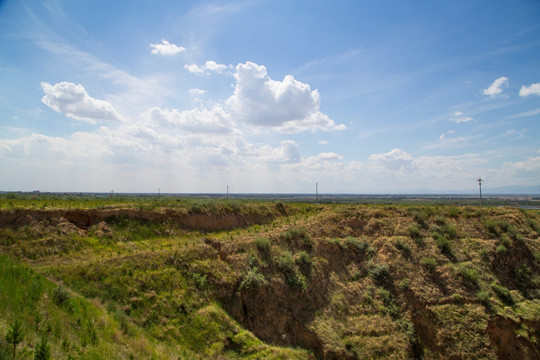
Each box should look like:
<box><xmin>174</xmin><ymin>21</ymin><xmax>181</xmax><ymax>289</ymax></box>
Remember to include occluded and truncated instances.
<box><xmin>0</xmin><ymin>207</ymin><xmax>278</xmax><ymax>231</ymax></box>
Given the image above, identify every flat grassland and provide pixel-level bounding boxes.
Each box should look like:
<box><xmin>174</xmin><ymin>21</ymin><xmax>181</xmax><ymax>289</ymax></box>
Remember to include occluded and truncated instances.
<box><xmin>1</xmin><ymin>195</ymin><xmax>539</xmax><ymax>359</ymax></box>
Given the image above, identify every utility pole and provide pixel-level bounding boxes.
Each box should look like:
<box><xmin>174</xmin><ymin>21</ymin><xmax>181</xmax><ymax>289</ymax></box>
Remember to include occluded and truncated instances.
<box><xmin>477</xmin><ymin>178</ymin><xmax>483</xmax><ymax>207</ymax></box>
<box><xmin>316</xmin><ymin>182</ymin><xmax>319</xmax><ymax>203</ymax></box>
<box><xmin>226</xmin><ymin>185</ymin><xmax>229</xmax><ymax>200</ymax></box>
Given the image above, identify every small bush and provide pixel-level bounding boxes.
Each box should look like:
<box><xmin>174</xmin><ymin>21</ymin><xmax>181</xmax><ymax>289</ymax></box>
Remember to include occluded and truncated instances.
<box><xmin>433</xmin><ymin>233</ymin><xmax>455</xmax><ymax>260</ymax></box>
<box><xmin>398</xmin><ymin>278</ymin><xmax>411</xmax><ymax>290</ymax></box>
<box><xmin>527</xmin><ymin>218</ymin><xmax>540</xmax><ymax>235</ymax></box>
<box><xmin>34</xmin><ymin>336</ymin><xmax>51</xmax><ymax>360</ymax></box>
<box><xmin>457</xmin><ymin>263</ymin><xmax>479</xmax><ymax>288</ymax></box>
<box><xmin>192</xmin><ymin>273</ymin><xmax>208</xmax><ymax>289</ymax></box>
<box><xmin>280</xmin><ymin>227</ymin><xmax>312</xmax><ymax>249</ymax></box>
<box><xmin>420</xmin><ymin>257</ymin><xmax>438</xmax><ymax>272</ymax></box>
<box><xmin>491</xmin><ymin>282</ymin><xmax>514</xmax><ymax>306</ymax></box>
<box><xmin>240</xmin><ymin>267</ymin><xmax>266</xmax><ymax>290</ymax></box>
<box><xmin>495</xmin><ymin>244</ymin><xmax>507</xmax><ymax>255</ymax></box>
<box><xmin>52</xmin><ymin>285</ymin><xmax>70</xmax><ymax>306</ymax></box>
<box><xmin>395</xmin><ymin>238</ymin><xmax>412</xmax><ymax>258</ymax></box>
<box><xmin>255</xmin><ymin>237</ymin><xmax>271</xmax><ymax>256</ymax></box>
<box><xmin>286</xmin><ymin>271</ymin><xmax>308</xmax><ymax>291</ymax></box>
<box><xmin>276</xmin><ymin>251</ymin><xmax>295</xmax><ymax>273</ymax></box>
<box><xmin>5</xmin><ymin>320</ymin><xmax>24</xmax><ymax>358</ymax></box>
<box><xmin>344</xmin><ymin>237</ymin><xmax>375</xmax><ymax>257</ymax></box>
<box><xmin>369</xmin><ymin>263</ymin><xmax>390</xmax><ymax>284</ymax></box>
<box><xmin>295</xmin><ymin>251</ymin><xmax>313</xmax><ymax>276</ymax></box>
<box><xmin>247</xmin><ymin>252</ymin><xmax>261</xmax><ymax>269</ymax></box>
<box><xmin>515</xmin><ymin>265</ymin><xmax>532</xmax><ymax>294</ymax></box>
<box><xmin>407</xmin><ymin>224</ymin><xmax>424</xmax><ymax>245</ymax></box>
<box><xmin>477</xmin><ymin>290</ymin><xmax>492</xmax><ymax>311</ymax></box>
<box><xmin>408</xmin><ymin>209</ymin><xmax>429</xmax><ymax>229</ymax></box>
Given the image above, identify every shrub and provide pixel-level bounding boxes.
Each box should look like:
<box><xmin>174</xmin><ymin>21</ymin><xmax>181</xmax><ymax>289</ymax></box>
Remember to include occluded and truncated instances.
<box><xmin>255</xmin><ymin>237</ymin><xmax>271</xmax><ymax>256</ymax></box>
<box><xmin>457</xmin><ymin>263</ymin><xmax>479</xmax><ymax>288</ymax></box>
<box><xmin>295</xmin><ymin>251</ymin><xmax>313</xmax><ymax>276</ymax></box>
<box><xmin>276</xmin><ymin>251</ymin><xmax>295</xmax><ymax>273</ymax></box>
<box><xmin>491</xmin><ymin>282</ymin><xmax>514</xmax><ymax>306</ymax></box>
<box><xmin>407</xmin><ymin>224</ymin><xmax>424</xmax><ymax>245</ymax></box>
<box><xmin>515</xmin><ymin>265</ymin><xmax>532</xmax><ymax>293</ymax></box>
<box><xmin>34</xmin><ymin>336</ymin><xmax>51</xmax><ymax>360</ymax></box>
<box><xmin>286</xmin><ymin>271</ymin><xmax>308</xmax><ymax>291</ymax></box>
<box><xmin>495</xmin><ymin>244</ymin><xmax>507</xmax><ymax>255</ymax></box>
<box><xmin>5</xmin><ymin>320</ymin><xmax>24</xmax><ymax>358</ymax></box>
<box><xmin>398</xmin><ymin>278</ymin><xmax>410</xmax><ymax>291</ymax></box>
<box><xmin>433</xmin><ymin>233</ymin><xmax>455</xmax><ymax>260</ymax></box>
<box><xmin>52</xmin><ymin>285</ymin><xmax>70</xmax><ymax>306</ymax></box>
<box><xmin>420</xmin><ymin>257</ymin><xmax>437</xmax><ymax>272</ymax></box>
<box><xmin>377</xmin><ymin>287</ymin><xmax>398</xmax><ymax>318</ymax></box>
<box><xmin>527</xmin><ymin>218</ymin><xmax>540</xmax><ymax>235</ymax></box>
<box><xmin>477</xmin><ymin>290</ymin><xmax>492</xmax><ymax>311</ymax></box>
<box><xmin>408</xmin><ymin>209</ymin><xmax>428</xmax><ymax>229</ymax></box>
<box><xmin>369</xmin><ymin>263</ymin><xmax>390</xmax><ymax>284</ymax></box>
<box><xmin>240</xmin><ymin>267</ymin><xmax>266</xmax><ymax>290</ymax></box>
<box><xmin>280</xmin><ymin>227</ymin><xmax>312</xmax><ymax>249</ymax></box>
<box><xmin>192</xmin><ymin>273</ymin><xmax>208</xmax><ymax>289</ymax></box>
<box><xmin>395</xmin><ymin>238</ymin><xmax>412</xmax><ymax>258</ymax></box>
<box><xmin>247</xmin><ymin>252</ymin><xmax>261</xmax><ymax>269</ymax></box>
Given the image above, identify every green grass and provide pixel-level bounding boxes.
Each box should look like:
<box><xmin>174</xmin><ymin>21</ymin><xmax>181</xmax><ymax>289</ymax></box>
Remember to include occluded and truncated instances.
<box><xmin>1</xmin><ymin>201</ymin><xmax>540</xmax><ymax>359</ymax></box>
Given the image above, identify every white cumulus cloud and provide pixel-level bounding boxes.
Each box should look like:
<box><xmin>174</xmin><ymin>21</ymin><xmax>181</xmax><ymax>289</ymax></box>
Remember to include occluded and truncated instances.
<box><xmin>184</xmin><ymin>60</ymin><xmax>231</xmax><ymax>74</ymax></box>
<box><xmin>227</xmin><ymin>62</ymin><xmax>346</xmax><ymax>133</ymax></box>
<box><xmin>149</xmin><ymin>39</ymin><xmax>185</xmax><ymax>56</ymax></box>
<box><xmin>519</xmin><ymin>82</ymin><xmax>540</xmax><ymax>97</ymax></box>
<box><xmin>368</xmin><ymin>148</ymin><xmax>415</xmax><ymax>170</ymax></box>
<box><xmin>146</xmin><ymin>105</ymin><xmax>235</xmax><ymax>134</ymax></box>
<box><xmin>450</xmin><ymin>111</ymin><xmax>473</xmax><ymax>123</ymax></box>
<box><xmin>483</xmin><ymin>76</ymin><xmax>508</xmax><ymax>96</ymax></box>
<box><xmin>41</xmin><ymin>81</ymin><xmax>125</xmax><ymax>123</ymax></box>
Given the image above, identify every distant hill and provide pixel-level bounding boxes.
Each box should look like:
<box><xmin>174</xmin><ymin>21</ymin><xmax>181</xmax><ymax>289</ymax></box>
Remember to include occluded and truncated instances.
<box><xmin>482</xmin><ymin>185</ymin><xmax>540</xmax><ymax>195</ymax></box>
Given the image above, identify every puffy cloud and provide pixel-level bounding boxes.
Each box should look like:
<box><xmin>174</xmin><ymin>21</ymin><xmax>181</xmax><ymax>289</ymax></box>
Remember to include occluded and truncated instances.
<box><xmin>450</xmin><ymin>111</ymin><xmax>473</xmax><ymax>123</ymax></box>
<box><xmin>483</xmin><ymin>76</ymin><xmax>508</xmax><ymax>96</ymax></box>
<box><xmin>319</xmin><ymin>140</ymin><xmax>329</xmax><ymax>145</ymax></box>
<box><xmin>368</xmin><ymin>148</ymin><xmax>415</xmax><ymax>170</ymax></box>
<box><xmin>519</xmin><ymin>82</ymin><xmax>540</xmax><ymax>97</ymax></box>
<box><xmin>502</xmin><ymin>155</ymin><xmax>540</xmax><ymax>176</ymax></box>
<box><xmin>149</xmin><ymin>39</ymin><xmax>185</xmax><ymax>56</ymax></box>
<box><xmin>304</xmin><ymin>152</ymin><xmax>344</xmax><ymax>170</ymax></box>
<box><xmin>260</xmin><ymin>140</ymin><xmax>301</xmax><ymax>163</ymax></box>
<box><xmin>41</xmin><ymin>81</ymin><xmax>125</xmax><ymax>123</ymax></box>
<box><xmin>184</xmin><ymin>60</ymin><xmax>231</xmax><ymax>74</ymax></box>
<box><xmin>145</xmin><ymin>105</ymin><xmax>235</xmax><ymax>134</ymax></box>
<box><xmin>227</xmin><ymin>62</ymin><xmax>346</xmax><ymax>133</ymax></box>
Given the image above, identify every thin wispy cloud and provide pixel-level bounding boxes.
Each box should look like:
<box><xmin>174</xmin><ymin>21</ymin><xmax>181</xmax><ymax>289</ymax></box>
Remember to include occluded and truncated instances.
<box><xmin>450</xmin><ymin>111</ymin><xmax>474</xmax><ymax>123</ymax></box>
<box><xmin>483</xmin><ymin>77</ymin><xmax>508</xmax><ymax>97</ymax></box>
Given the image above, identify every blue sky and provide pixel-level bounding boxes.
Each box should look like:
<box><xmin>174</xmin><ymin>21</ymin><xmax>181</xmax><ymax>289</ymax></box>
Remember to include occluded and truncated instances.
<box><xmin>1</xmin><ymin>0</ymin><xmax>539</xmax><ymax>193</ymax></box>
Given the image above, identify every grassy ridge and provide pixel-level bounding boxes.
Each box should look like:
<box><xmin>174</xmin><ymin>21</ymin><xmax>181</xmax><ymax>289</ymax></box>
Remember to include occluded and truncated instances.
<box><xmin>1</xmin><ymin>201</ymin><xmax>540</xmax><ymax>359</ymax></box>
